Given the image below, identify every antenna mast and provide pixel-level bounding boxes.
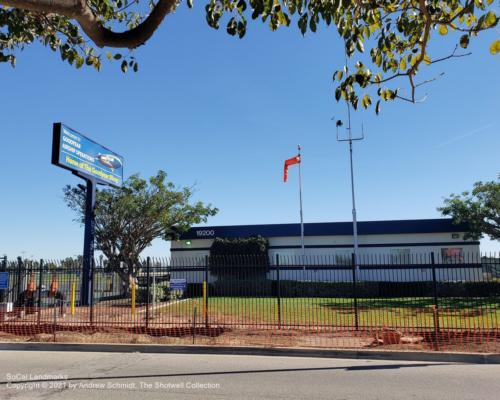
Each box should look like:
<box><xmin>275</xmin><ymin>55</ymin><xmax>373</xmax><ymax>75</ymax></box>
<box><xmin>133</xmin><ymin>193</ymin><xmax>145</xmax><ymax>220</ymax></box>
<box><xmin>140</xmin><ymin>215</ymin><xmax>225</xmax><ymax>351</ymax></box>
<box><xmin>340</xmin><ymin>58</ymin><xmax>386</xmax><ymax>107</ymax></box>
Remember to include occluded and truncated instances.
<box><xmin>336</xmin><ymin>44</ymin><xmax>365</xmax><ymax>272</ymax></box>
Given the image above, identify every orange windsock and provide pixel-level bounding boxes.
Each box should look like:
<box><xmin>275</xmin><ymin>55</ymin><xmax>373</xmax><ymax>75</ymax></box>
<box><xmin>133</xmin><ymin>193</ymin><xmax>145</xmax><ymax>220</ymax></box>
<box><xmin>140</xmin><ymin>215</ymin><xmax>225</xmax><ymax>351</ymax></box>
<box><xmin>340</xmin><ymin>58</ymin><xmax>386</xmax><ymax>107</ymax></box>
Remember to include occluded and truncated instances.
<box><xmin>283</xmin><ymin>155</ymin><xmax>301</xmax><ymax>182</ymax></box>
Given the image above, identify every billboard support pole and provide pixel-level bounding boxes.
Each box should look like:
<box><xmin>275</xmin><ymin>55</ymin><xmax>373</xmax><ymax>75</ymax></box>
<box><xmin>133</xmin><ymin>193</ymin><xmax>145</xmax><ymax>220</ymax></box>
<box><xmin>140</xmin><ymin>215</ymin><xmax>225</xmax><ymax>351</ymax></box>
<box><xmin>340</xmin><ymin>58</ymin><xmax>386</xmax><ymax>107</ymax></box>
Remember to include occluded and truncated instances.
<box><xmin>81</xmin><ymin>178</ymin><xmax>96</xmax><ymax>306</ymax></box>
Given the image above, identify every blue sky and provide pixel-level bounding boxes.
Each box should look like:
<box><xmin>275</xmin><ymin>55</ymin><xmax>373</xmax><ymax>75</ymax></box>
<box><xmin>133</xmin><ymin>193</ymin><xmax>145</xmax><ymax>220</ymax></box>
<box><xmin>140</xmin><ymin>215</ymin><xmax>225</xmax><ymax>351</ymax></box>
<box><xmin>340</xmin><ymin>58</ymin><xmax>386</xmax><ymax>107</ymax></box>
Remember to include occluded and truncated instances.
<box><xmin>0</xmin><ymin>5</ymin><xmax>498</xmax><ymax>259</ymax></box>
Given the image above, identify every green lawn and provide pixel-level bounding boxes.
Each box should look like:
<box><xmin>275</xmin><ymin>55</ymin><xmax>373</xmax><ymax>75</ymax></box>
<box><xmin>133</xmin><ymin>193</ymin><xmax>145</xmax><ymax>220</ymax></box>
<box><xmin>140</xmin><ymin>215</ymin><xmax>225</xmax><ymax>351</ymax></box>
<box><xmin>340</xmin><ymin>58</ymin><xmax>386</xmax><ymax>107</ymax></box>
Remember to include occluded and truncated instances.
<box><xmin>160</xmin><ymin>296</ymin><xmax>500</xmax><ymax>329</ymax></box>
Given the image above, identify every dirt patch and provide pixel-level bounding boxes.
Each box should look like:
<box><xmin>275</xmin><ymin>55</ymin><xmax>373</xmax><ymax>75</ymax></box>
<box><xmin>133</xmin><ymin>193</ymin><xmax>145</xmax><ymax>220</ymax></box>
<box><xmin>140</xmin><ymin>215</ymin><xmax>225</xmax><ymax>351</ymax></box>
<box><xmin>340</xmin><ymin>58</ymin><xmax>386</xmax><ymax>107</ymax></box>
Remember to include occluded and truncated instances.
<box><xmin>0</xmin><ymin>319</ymin><xmax>498</xmax><ymax>353</ymax></box>
<box><xmin>0</xmin><ymin>328</ymin><xmax>431</xmax><ymax>350</ymax></box>
<box><xmin>0</xmin><ymin>331</ymin><xmax>31</xmax><ymax>342</ymax></box>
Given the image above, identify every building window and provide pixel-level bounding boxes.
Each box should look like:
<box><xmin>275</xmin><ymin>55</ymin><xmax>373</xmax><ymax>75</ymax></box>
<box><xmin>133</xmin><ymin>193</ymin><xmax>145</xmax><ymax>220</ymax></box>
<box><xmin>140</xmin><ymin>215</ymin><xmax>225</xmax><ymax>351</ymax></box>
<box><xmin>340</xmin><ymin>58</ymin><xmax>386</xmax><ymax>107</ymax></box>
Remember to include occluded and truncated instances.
<box><xmin>390</xmin><ymin>248</ymin><xmax>411</xmax><ymax>264</ymax></box>
<box><xmin>441</xmin><ymin>248</ymin><xmax>464</xmax><ymax>263</ymax></box>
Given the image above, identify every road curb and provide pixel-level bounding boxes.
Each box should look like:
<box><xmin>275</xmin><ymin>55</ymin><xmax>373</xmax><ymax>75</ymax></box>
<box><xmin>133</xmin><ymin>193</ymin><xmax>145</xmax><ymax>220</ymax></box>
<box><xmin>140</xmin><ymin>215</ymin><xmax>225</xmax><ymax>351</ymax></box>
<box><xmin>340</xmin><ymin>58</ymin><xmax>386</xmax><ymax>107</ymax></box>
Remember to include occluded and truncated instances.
<box><xmin>0</xmin><ymin>342</ymin><xmax>498</xmax><ymax>364</ymax></box>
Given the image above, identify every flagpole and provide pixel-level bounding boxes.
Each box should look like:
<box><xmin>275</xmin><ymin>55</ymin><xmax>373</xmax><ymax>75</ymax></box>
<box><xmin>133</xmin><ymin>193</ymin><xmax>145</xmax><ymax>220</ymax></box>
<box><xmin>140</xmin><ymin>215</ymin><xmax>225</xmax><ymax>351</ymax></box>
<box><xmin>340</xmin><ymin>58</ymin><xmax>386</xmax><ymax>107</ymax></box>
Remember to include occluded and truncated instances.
<box><xmin>297</xmin><ymin>145</ymin><xmax>305</xmax><ymax>268</ymax></box>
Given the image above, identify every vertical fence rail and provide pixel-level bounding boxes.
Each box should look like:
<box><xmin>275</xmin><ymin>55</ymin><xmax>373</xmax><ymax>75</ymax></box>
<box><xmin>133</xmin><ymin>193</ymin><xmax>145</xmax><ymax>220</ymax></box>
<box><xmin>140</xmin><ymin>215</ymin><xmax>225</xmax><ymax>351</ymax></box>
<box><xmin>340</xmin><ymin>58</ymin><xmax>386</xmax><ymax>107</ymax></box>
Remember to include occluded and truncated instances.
<box><xmin>430</xmin><ymin>252</ymin><xmax>440</xmax><ymax>350</ymax></box>
<box><xmin>37</xmin><ymin>259</ymin><xmax>43</xmax><ymax>326</ymax></box>
<box><xmin>351</xmin><ymin>253</ymin><xmax>359</xmax><ymax>331</ymax></box>
<box><xmin>276</xmin><ymin>254</ymin><xmax>281</xmax><ymax>330</ymax></box>
<box><xmin>89</xmin><ymin>258</ymin><xmax>94</xmax><ymax>327</ymax></box>
<box><xmin>204</xmin><ymin>255</ymin><xmax>209</xmax><ymax>328</ymax></box>
<box><xmin>145</xmin><ymin>257</ymin><xmax>151</xmax><ymax>329</ymax></box>
<box><xmin>1</xmin><ymin>253</ymin><xmax>498</xmax><ymax>352</ymax></box>
<box><xmin>16</xmin><ymin>257</ymin><xmax>22</xmax><ymax>304</ymax></box>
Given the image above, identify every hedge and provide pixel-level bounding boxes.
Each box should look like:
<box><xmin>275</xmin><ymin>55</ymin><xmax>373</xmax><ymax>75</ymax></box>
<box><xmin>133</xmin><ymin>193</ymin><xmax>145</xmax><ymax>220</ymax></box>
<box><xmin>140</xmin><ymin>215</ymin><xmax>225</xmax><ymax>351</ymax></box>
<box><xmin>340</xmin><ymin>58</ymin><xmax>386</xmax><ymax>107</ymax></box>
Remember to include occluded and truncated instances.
<box><xmin>183</xmin><ymin>280</ymin><xmax>500</xmax><ymax>299</ymax></box>
<box><xmin>209</xmin><ymin>237</ymin><xmax>270</xmax><ymax>279</ymax></box>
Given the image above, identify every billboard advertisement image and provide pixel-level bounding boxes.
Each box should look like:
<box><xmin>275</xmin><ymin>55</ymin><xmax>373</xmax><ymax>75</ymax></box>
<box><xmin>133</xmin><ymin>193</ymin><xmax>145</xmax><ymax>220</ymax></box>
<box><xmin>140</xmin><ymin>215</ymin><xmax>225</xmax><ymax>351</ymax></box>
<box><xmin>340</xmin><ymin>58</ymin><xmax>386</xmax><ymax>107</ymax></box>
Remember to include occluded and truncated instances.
<box><xmin>52</xmin><ymin>123</ymin><xmax>124</xmax><ymax>187</ymax></box>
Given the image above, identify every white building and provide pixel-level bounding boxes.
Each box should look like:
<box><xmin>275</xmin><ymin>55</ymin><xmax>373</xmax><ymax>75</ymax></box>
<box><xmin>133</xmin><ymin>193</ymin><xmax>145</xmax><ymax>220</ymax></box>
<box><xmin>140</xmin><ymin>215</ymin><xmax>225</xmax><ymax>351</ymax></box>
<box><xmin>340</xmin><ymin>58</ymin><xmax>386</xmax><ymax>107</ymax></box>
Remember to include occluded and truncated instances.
<box><xmin>170</xmin><ymin>219</ymin><xmax>481</xmax><ymax>282</ymax></box>
<box><xmin>172</xmin><ymin>218</ymin><xmax>478</xmax><ymax>260</ymax></box>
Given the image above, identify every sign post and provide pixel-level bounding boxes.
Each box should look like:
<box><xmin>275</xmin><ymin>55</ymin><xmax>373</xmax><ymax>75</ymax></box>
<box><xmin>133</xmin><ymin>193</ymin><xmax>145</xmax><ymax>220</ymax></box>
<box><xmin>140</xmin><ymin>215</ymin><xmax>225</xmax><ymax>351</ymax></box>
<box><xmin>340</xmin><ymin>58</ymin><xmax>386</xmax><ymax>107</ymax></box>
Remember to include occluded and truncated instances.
<box><xmin>81</xmin><ymin>178</ymin><xmax>96</xmax><ymax>306</ymax></box>
<box><xmin>0</xmin><ymin>260</ymin><xmax>7</xmax><ymax>303</ymax></box>
<box><xmin>51</xmin><ymin>123</ymin><xmax>123</xmax><ymax>306</ymax></box>
<box><xmin>170</xmin><ymin>278</ymin><xmax>187</xmax><ymax>292</ymax></box>
<box><xmin>0</xmin><ymin>272</ymin><xmax>8</xmax><ymax>290</ymax></box>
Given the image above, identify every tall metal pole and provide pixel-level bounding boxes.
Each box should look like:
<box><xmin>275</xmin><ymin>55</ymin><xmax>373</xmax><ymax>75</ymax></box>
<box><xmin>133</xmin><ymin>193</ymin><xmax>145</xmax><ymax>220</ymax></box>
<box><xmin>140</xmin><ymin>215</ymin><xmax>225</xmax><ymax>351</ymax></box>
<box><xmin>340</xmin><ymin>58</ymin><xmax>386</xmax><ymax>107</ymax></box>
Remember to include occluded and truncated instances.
<box><xmin>334</xmin><ymin>129</ymin><xmax>362</xmax><ymax>274</ymax></box>
<box><xmin>81</xmin><ymin>178</ymin><xmax>96</xmax><ymax>306</ymax></box>
<box><xmin>297</xmin><ymin>145</ymin><xmax>305</xmax><ymax>267</ymax></box>
<box><xmin>343</xmin><ymin>74</ymin><xmax>359</xmax><ymax>271</ymax></box>
<box><xmin>348</xmin><ymin>138</ymin><xmax>359</xmax><ymax>270</ymax></box>
<box><xmin>337</xmin><ymin>118</ymin><xmax>362</xmax><ymax>272</ymax></box>
<box><xmin>337</xmin><ymin>42</ymin><xmax>363</xmax><ymax>272</ymax></box>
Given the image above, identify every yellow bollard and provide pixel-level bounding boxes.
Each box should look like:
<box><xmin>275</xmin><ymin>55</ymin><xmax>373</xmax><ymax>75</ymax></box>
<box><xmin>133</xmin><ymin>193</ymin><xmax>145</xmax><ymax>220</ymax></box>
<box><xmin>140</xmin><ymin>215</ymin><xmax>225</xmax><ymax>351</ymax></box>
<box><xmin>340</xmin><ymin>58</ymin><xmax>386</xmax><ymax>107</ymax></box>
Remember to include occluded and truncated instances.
<box><xmin>131</xmin><ymin>282</ymin><xmax>136</xmax><ymax>315</ymax></box>
<box><xmin>70</xmin><ymin>281</ymin><xmax>76</xmax><ymax>316</ymax></box>
<box><xmin>202</xmin><ymin>281</ymin><xmax>207</xmax><ymax>321</ymax></box>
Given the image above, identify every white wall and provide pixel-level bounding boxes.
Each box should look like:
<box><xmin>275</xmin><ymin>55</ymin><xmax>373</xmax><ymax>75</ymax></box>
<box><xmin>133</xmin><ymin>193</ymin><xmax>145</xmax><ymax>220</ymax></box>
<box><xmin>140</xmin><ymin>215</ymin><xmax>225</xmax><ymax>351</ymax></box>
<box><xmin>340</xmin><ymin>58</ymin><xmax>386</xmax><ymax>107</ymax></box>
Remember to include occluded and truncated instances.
<box><xmin>171</xmin><ymin>231</ymin><xmax>480</xmax><ymax>260</ymax></box>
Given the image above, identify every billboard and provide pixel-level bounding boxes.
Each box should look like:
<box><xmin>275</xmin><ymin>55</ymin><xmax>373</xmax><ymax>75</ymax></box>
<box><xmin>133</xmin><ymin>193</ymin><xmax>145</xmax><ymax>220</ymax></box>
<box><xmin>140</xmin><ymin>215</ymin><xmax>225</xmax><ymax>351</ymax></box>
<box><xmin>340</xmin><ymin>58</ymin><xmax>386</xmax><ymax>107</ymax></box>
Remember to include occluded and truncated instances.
<box><xmin>52</xmin><ymin>123</ymin><xmax>124</xmax><ymax>187</ymax></box>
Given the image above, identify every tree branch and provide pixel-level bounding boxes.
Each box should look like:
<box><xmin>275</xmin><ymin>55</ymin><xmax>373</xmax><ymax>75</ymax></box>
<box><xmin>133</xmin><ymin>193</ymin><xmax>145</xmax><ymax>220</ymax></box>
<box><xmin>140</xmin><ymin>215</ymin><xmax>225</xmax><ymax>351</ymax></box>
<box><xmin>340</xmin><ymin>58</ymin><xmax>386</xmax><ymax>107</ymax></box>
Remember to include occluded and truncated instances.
<box><xmin>395</xmin><ymin>93</ymin><xmax>428</xmax><ymax>103</ymax></box>
<box><xmin>0</xmin><ymin>0</ymin><xmax>177</xmax><ymax>48</ymax></box>
<box><xmin>404</xmin><ymin>0</ymin><xmax>433</xmax><ymax>103</ymax></box>
<box><xmin>370</xmin><ymin>72</ymin><xmax>405</xmax><ymax>85</ymax></box>
<box><xmin>414</xmin><ymin>72</ymin><xmax>444</xmax><ymax>88</ymax></box>
<box><xmin>438</xmin><ymin>0</ymin><xmax>474</xmax><ymax>25</ymax></box>
<box><xmin>429</xmin><ymin>45</ymin><xmax>471</xmax><ymax>64</ymax></box>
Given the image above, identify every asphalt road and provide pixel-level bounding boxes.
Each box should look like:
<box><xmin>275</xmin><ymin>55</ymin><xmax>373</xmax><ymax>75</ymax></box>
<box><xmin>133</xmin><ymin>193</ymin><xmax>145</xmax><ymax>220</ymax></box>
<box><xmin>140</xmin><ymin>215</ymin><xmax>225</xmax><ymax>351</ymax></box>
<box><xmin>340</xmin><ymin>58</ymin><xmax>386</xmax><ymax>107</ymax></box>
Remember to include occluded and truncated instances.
<box><xmin>0</xmin><ymin>351</ymin><xmax>499</xmax><ymax>400</ymax></box>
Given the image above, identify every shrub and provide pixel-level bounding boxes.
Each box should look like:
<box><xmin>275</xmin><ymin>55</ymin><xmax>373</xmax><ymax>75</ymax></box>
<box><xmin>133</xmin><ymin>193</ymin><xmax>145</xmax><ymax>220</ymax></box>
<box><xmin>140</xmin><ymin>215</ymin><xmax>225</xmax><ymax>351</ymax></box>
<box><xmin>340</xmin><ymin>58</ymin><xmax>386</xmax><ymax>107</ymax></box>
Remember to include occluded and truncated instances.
<box><xmin>136</xmin><ymin>282</ymin><xmax>170</xmax><ymax>303</ymax></box>
<box><xmin>182</xmin><ymin>280</ymin><xmax>500</xmax><ymax>299</ymax></box>
<box><xmin>209</xmin><ymin>236</ymin><xmax>270</xmax><ymax>279</ymax></box>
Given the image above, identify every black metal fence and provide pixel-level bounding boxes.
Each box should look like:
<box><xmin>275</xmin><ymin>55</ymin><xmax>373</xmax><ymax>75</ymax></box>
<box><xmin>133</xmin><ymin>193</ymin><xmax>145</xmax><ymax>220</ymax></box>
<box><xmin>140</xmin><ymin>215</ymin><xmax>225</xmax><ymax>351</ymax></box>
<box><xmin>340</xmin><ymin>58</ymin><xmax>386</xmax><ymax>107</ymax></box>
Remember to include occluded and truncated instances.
<box><xmin>0</xmin><ymin>253</ymin><xmax>498</xmax><ymax>349</ymax></box>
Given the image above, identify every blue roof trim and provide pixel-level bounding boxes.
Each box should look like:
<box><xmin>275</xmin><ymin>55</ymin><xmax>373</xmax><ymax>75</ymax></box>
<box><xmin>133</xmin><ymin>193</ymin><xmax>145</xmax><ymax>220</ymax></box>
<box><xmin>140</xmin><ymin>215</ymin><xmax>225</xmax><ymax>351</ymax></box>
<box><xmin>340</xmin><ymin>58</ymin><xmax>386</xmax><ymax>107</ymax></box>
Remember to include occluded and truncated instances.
<box><xmin>179</xmin><ymin>219</ymin><xmax>469</xmax><ymax>240</ymax></box>
<box><xmin>171</xmin><ymin>240</ymin><xmax>479</xmax><ymax>251</ymax></box>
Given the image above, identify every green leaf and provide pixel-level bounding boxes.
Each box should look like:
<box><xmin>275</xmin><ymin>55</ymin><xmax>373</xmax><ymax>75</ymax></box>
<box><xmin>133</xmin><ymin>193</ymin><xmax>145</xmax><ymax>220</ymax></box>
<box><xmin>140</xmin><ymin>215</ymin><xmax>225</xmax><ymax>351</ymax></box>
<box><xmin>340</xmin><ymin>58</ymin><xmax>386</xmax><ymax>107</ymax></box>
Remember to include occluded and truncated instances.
<box><xmin>227</xmin><ymin>17</ymin><xmax>237</xmax><ymax>35</ymax></box>
<box><xmin>484</xmin><ymin>11</ymin><xmax>497</xmax><ymax>28</ymax></box>
<box><xmin>237</xmin><ymin>20</ymin><xmax>247</xmax><ymax>38</ymax></box>
<box><xmin>356</xmin><ymin>38</ymin><xmax>364</xmax><ymax>53</ymax></box>
<box><xmin>75</xmin><ymin>56</ymin><xmax>84</xmax><ymax>69</ymax></box>
<box><xmin>278</xmin><ymin>11</ymin><xmax>290</xmax><ymax>28</ymax></box>
<box><xmin>352</xmin><ymin>95</ymin><xmax>358</xmax><ymax>110</ymax></box>
<box><xmin>309</xmin><ymin>15</ymin><xmax>317</xmax><ymax>32</ymax></box>
<box><xmin>361</xmin><ymin>94</ymin><xmax>372</xmax><ymax>109</ymax></box>
<box><xmin>236</xmin><ymin>0</ymin><xmax>246</xmax><ymax>13</ymax></box>
<box><xmin>375</xmin><ymin>100</ymin><xmax>381</xmax><ymax>115</ymax></box>
<box><xmin>459</xmin><ymin>35</ymin><xmax>470</xmax><ymax>49</ymax></box>
<box><xmin>438</xmin><ymin>25</ymin><xmax>448</xmax><ymax>35</ymax></box>
<box><xmin>490</xmin><ymin>40</ymin><xmax>500</xmax><ymax>55</ymax></box>
<box><xmin>121</xmin><ymin>60</ymin><xmax>128</xmax><ymax>73</ymax></box>
<box><xmin>355</xmin><ymin>73</ymin><xmax>365</xmax><ymax>86</ymax></box>
<box><xmin>298</xmin><ymin>14</ymin><xmax>308</xmax><ymax>35</ymax></box>
<box><xmin>335</xmin><ymin>87</ymin><xmax>342</xmax><ymax>101</ymax></box>
<box><xmin>399</xmin><ymin>57</ymin><xmax>406</xmax><ymax>71</ymax></box>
